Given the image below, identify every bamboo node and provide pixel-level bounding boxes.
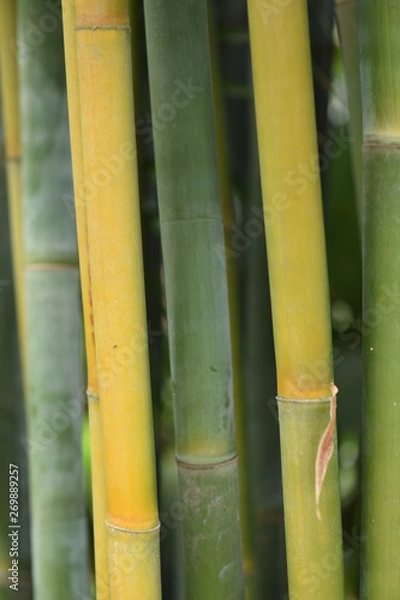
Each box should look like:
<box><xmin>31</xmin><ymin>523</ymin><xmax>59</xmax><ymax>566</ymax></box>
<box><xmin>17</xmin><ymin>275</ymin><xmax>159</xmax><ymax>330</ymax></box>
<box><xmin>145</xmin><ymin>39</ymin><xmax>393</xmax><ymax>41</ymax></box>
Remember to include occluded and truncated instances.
<box><xmin>106</xmin><ymin>519</ymin><xmax>160</xmax><ymax>535</ymax></box>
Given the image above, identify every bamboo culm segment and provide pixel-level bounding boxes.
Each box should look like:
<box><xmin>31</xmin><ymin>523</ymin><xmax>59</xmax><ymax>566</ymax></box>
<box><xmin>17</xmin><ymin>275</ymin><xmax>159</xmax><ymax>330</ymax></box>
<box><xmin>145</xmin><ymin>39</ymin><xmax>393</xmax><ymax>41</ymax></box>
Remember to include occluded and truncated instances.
<box><xmin>360</xmin><ymin>144</ymin><xmax>400</xmax><ymax>597</ymax></box>
<box><xmin>61</xmin><ymin>2</ymin><xmax>109</xmax><ymax>597</ymax></box>
<box><xmin>247</xmin><ymin>0</ymin><xmax>345</xmax><ymax>597</ymax></box>
<box><xmin>75</xmin><ymin>1</ymin><xmax>161</xmax><ymax>596</ymax></box>
<box><xmin>358</xmin><ymin>1</ymin><xmax>400</xmax><ymax>596</ymax></box>
<box><xmin>143</xmin><ymin>0</ymin><xmax>244</xmax><ymax>597</ymax></box>
<box><xmin>19</xmin><ymin>1</ymin><xmax>89</xmax><ymax>597</ymax></box>
<box><xmin>278</xmin><ymin>399</ymin><xmax>343</xmax><ymax>599</ymax></box>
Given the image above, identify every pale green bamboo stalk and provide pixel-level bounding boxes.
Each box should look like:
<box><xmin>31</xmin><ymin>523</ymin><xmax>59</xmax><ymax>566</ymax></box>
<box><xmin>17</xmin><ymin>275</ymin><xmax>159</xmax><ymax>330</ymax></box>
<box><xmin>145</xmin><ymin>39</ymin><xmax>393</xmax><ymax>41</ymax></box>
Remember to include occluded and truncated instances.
<box><xmin>336</xmin><ymin>0</ymin><xmax>363</xmax><ymax>222</ymax></box>
<box><xmin>357</xmin><ymin>1</ymin><xmax>400</xmax><ymax>596</ymax></box>
<box><xmin>143</xmin><ymin>1</ymin><xmax>245</xmax><ymax>598</ymax></box>
<box><xmin>18</xmin><ymin>1</ymin><xmax>89</xmax><ymax>597</ymax></box>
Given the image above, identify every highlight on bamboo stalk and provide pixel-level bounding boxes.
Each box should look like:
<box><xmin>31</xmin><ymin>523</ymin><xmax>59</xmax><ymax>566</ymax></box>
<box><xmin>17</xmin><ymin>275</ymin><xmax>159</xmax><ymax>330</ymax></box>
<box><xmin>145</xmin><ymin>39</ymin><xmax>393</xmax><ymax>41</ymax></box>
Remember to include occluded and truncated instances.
<box><xmin>74</xmin><ymin>0</ymin><xmax>161</xmax><ymax>597</ymax></box>
<box><xmin>143</xmin><ymin>0</ymin><xmax>245</xmax><ymax>598</ymax></box>
<box><xmin>61</xmin><ymin>1</ymin><xmax>109</xmax><ymax>598</ymax></box>
<box><xmin>18</xmin><ymin>0</ymin><xmax>89</xmax><ymax>598</ymax></box>
<box><xmin>358</xmin><ymin>1</ymin><xmax>400</xmax><ymax>597</ymax></box>
<box><xmin>247</xmin><ymin>0</ymin><xmax>345</xmax><ymax>597</ymax></box>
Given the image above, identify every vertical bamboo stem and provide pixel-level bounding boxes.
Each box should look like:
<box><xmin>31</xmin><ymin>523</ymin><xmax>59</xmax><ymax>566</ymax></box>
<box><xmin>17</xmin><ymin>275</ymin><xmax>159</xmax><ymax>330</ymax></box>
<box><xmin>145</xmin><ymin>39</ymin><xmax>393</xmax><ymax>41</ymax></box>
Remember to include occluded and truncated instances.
<box><xmin>18</xmin><ymin>1</ymin><xmax>89</xmax><ymax>597</ymax></box>
<box><xmin>209</xmin><ymin>5</ymin><xmax>257</xmax><ymax>595</ymax></box>
<box><xmin>143</xmin><ymin>1</ymin><xmax>245</xmax><ymax>598</ymax></box>
<box><xmin>0</xmin><ymin>109</ymin><xmax>31</xmax><ymax>599</ymax></box>
<box><xmin>0</xmin><ymin>0</ymin><xmax>26</xmax><ymax>378</ymax></box>
<box><xmin>61</xmin><ymin>2</ymin><xmax>109</xmax><ymax>598</ymax></box>
<box><xmin>247</xmin><ymin>1</ymin><xmax>345</xmax><ymax>598</ymax></box>
<box><xmin>74</xmin><ymin>1</ymin><xmax>161</xmax><ymax>597</ymax></box>
<box><xmin>336</xmin><ymin>0</ymin><xmax>363</xmax><ymax>221</ymax></box>
<box><xmin>358</xmin><ymin>1</ymin><xmax>400</xmax><ymax>596</ymax></box>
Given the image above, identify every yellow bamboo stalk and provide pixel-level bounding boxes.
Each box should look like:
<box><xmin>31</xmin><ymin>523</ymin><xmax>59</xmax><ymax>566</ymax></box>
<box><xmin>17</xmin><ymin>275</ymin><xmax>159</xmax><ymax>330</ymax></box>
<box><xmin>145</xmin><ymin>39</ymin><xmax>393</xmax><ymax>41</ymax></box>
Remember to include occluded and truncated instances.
<box><xmin>74</xmin><ymin>1</ymin><xmax>161</xmax><ymax>597</ymax></box>
<box><xmin>247</xmin><ymin>1</ymin><xmax>344</xmax><ymax>597</ymax></box>
<box><xmin>0</xmin><ymin>0</ymin><xmax>26</xmax><ymax>378</ymax></box>
<box><xmin>61</xmin><ymin>2</ymin><xmax>109</xmax><ymax>598</ymax></box>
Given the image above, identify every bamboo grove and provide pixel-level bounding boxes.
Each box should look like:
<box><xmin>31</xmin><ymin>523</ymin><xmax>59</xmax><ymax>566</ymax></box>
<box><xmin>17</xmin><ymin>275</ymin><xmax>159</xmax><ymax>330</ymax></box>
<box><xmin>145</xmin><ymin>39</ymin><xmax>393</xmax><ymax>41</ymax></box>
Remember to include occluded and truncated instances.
<box><xmin>0</xmin><ymin>0</ymin><xmax>398</xmax><ymax>598</ymax></box>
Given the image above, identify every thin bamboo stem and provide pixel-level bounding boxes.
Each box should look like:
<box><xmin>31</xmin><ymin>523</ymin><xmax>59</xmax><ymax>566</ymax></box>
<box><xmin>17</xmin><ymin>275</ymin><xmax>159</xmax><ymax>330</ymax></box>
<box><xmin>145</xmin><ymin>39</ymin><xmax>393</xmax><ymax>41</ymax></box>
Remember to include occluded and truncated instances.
<box><xmin>335</xmin><ymin>0</ymin><xmax>363</xmax><ymax>223</ymax></box>
<box><xmin>0</xmin><ymin>110</ymin><xmax>31</xmax><ymax>599</ymax></box>
<box><xmin>247</xmin><ymin>1</ymin><xmax>345</xmax><ymax>597</ymax></box>
<box><xmin>143</xmin><ymin>1</ymin><xmax>245</xmax><ymax>598</ymax></box>
<box><xmin>357</xmin><ymin>1</ymin><xmax>400</xmax><ymax>596</ymax></box>
<box><xmin>74</xmin><ymin>1</ymin><xmax>161</xmax><ymax>597</ymax></box>
<box><xmin>18</xmin><ymin>1</ymin><xmax>89</xmax><ymax>597</ymax></box>
<box><xmin>61</xmin><ymin>2</ymin><xmax>109</xmax><ymax>598</ymax></box>
<box><xmin>0</xmin><ymin>0</ymin><xmax>26</xmax><ymax>379</ymax></box>
<box><xmin>209</xmin><ymin>4</ymin><xmax>257</xmax><ymax>595</ymax></box>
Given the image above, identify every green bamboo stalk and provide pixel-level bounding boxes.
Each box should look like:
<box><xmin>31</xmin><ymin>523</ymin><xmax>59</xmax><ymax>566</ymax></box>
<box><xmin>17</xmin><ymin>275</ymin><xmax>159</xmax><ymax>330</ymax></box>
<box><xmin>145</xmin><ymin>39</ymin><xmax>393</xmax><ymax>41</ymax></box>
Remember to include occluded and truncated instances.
<box><xmin>18</xmin><ymin>1</ymin><xmax>89</xmax><ymax>597</ymax></box>
<box><xmin>335</xmin><ymin>0</ymin><xmax>363</xmax><ymax>222</ymax></box>
<box><xmin>357</xmin><ymin>1</ymin><xmax>400</xmax><ymax>597</ymax></box>
<box><xmin>0</xmin><ymin>109</ymin><xmax>31</xmax><ymax>600</ymax></box>
<box><xmin>208</xmin><ymin>4</ymin><xmax>257</xmax><ymax>596</ymax></box>
<box><xmin>143</xmin><ymin>1</ymin><xmax>245</xmax><ymax>598</ymax></box>
<box><xmin>247</xmin><ymin>1</ymin><xmax>345</xmax><ymax>598</ymax></box>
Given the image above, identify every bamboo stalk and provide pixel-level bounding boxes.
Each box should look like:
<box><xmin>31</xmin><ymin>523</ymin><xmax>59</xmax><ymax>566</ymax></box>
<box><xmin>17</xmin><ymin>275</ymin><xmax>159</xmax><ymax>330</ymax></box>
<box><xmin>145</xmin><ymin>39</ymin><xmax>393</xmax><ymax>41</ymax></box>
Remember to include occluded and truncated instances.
<box><xmin>335</xmin><ymin>0</ymin><xmax>363</xmax><ymax>222</ymax></box>
<box><xmin>18</xmin><ymin>1</ymin><xmax>89</xmax><ymax>597</ymax></box>
<box><xmin>74</xmin><ymin>1</ymin><xmax>161</xmax><ymax>597</ymax></box>
<box><xmin>61</xmin><ymin>2</ymin><xmax>109</xmax><ymax>598</ymax></box>
<box><xmin>247</xmin><ymin>1</ymin><xmax>345</xmax><ymax>598</ymax></box>
<box><xmin>143</xmin><ymin>1</ymin><xmax>245</xmax><ymax>598</ymax></box>
<box><xmin>0</xmin><ymin>0</ymin><xmax>26</xmax><ymax>379</ymax></box>
<box><xmin>357</xmin><ymin>1</ymin><xmax>400</xmax><ymax>596</ymax></box>
<box><xmin>208</xmin><ymin>5</ymin><xmax>257</xmax><ymax>595</ymax></box>
<box><xmin>0</xmin><ymin>109</ymin><xmax>31</xmax><ymax>599</ymax></box>
<box><xmin>243</xmin><ymin>103</ymin><xmax>287</xmax><ymax>598</ymax></box>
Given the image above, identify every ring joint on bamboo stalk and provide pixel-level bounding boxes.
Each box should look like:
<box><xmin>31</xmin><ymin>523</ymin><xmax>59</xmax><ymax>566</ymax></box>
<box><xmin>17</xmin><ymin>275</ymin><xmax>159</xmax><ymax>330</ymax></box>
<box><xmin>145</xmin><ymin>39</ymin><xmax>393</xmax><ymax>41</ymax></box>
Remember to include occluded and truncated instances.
<box><xmin>175</xmin><ymin>453</ymin><xmax>238</xmax><ymax>470</ymax></box>
<box><xmin>277</xmin><ymin>396</ymin><xmax>333</xmax><ymax>405</ymax></box>
<box><xmin>106</xmin><ymin>521</ymin><xmax>161</xmax><ymax>535</ymax></box>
